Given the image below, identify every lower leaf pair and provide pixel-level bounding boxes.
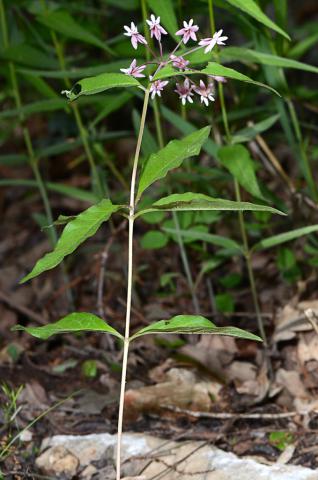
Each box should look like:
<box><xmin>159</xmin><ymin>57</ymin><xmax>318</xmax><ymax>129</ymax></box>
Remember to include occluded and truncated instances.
<box><xmin>14</xmin><ymin>312</ymin><xmax>262</xmax><ymax>343</ymax></box>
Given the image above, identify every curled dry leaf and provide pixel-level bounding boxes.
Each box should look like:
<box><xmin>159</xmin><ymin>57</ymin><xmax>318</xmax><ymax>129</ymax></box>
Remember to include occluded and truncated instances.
<box><xmin>274</xmin><ymin>300</ymin><xmax>318</xmax><ymax>343</ymax></box>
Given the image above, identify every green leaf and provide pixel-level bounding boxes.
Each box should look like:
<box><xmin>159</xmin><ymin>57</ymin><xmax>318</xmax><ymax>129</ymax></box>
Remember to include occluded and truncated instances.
<box><xmin>82</xmin><ymin>360</ymin><xmax>98</xmax><ymax>378</ymax></box>
<box><xmin>37</xmin><ymin>10</ymin><xmax>112</xmax><ymax>53</ymax></box>
<box><xmin>253</xmin><ymin>225</ymin><xmax>318</xmax><ymax>252</ymax></box>
<box><xmin>13</xmin><ymin>313</ymin><xmax>123</xmax><ymax>340</ymax></box>
<box><xmin>224</xmin><ymin>0</ymin><xmax>290</xmax><ymax>40</ymax></box>
<box><xmin>161</xmin><ymin>106</ymin><xmax>219</xmax><ymax>157</ymax></box>
<box><xmin>146</xmin><ymin>0</ymin><xmax>178</xmax><ymax>38</ymax></box>
<box><xmin>140</xmin><ymin>231</ymin><xmax>169</xmax><ymax>249</ymax></box>
<box><xmin>218</xmin><ymin>145</ymin><xmax>264</xmax><ymax>199</ymax></box>
<box><xmin>232</xmin><ymin>115</ymin><xmax>280</xmax><ymax>144</ymax></box>
<box><xmin>221</xmin><ymin>47</ymin><xmax>318</xmax><ymax>75</ymax></box>
<box><xmin>66</xmin><ymin>73</ymin><xmax>142</xmax><ymax>101</ymax></box>
<box><xmin>0</xmin><ymin>99</ymin><xmax>68</xmax><ymax>119</ymax></box>
<box><xmin>130</xmin><ymin>315</ymin><xmax>262</xmax><ymax>341</ymax></box>
<box><xmin>201</xmin><ymin>63</ymin><xmax>280</xmax><ymax>96</ymax></box>
<box><xmin>137</xmin><ymin>127</ymin><xmax>211</xmax><ymax>200</ymax></box>
<box><xmin>153</xmin><ymin>63</ymin><xmax>280</xmax><ymax>96</ymax></box>
<box><xmin>162</xmin><ymin>227</ymin><xmax>243</xmax><ymax>253</ymax></box>
<box><xmin>21</xmin><ymin>200</ymin><xmax>122</xmax><ymax>283</ymax></box>
<box><xmin>17</xmin><ymin>60</ymin><xmax>134</xmax><ymax>79</ymax></box>
<box><xmin>0</xmin><ymin>179</ymin><xmax>98</xmax><ymax>203</ymax></box>
<box><xmin>0</xmin><ymin>44</ymin><xmax>58</xmax><ymax>69</ymax></box>
<box><xmin>215</xmin><ymin>293</ymin><xmax>235</xmax><ymax>313</ymax></box>
<box><xmin>137</xmin><ymin>192</ymin><xmax>285</xmax><ymax>217</ymax></box>
<box><xmin>90</xmin><ymin>92</ymin><xmax>132</xmax><ymax>128</ymax></box>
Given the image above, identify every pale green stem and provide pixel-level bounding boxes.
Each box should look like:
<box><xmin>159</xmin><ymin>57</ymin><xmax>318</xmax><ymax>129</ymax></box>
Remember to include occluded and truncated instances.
<box><xmin>0</xmin><ymin>0</ymin><xmax>57</xmax><ymax>245</ymax></box>
<box><xmin>208</xmin><ymin>0</ymin><xmax>267</xmax><ymax>343</ymax></box>
<box><xmin>234</xmin><ymin>181</ymin><xmax>268</xmax><ymax>345</ymax></box>
<box><xmin>116</xmin><ymin>87</ymin><xmax>150</xmax><ymax>480</ymax></box>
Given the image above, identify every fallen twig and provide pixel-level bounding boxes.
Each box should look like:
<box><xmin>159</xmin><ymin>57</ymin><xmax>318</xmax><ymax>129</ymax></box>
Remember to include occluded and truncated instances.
<box><xmin>162</xmin><ymin>405</ymin><xmax>298</xmax><ymax>420</ymax></box>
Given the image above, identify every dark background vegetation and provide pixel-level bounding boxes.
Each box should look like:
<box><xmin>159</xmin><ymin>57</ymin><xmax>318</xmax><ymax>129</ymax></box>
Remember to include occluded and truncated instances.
<box><xmin>0</xmin><ymin>0</ymin><xmax>318</xmax><ymax>477</ymax></box>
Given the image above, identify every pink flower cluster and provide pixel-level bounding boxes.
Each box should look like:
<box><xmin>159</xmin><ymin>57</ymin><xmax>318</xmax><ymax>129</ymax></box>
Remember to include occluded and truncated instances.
<box><xmin>121</xmin><ymin>16</ymin><xmax>228</xmax><ymax>106</ymax></box>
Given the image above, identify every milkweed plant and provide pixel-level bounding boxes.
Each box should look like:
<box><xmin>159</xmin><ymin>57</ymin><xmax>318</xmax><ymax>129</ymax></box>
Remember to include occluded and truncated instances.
<box><xmin>15</xmin><ymin>14</ymin><xmax>285</xmax><ymax>480</ymax></box>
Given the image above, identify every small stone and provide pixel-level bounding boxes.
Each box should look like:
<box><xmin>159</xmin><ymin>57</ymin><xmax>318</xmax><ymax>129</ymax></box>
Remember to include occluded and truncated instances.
<box><xmin>36</xmin><ymin>445</ymin><xmax>79</xmax><ymax>477</ymax></box>
<box><xmin>19</xmin><ymin>430</ymin><xmax>33</xmax><ymax>442</ymax></box>
<box><xmin>81</xmin><ymin>464</ymin><xmax>98</xmax><ymax>479</ymax></box>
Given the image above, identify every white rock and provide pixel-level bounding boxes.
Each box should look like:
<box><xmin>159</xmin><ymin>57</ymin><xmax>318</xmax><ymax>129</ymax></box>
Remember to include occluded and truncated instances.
<box><xmin>37</xmin><ymin>433</ymin><xmax>317</xmax><ymax>480</ymax></box>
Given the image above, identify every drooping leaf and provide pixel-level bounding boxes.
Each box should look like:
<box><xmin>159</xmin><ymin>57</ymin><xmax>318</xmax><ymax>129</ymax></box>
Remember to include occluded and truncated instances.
<box><xmin>17</xmin><ymin>60</ymin><xmax>134</xmax><ymax>79</ymax></box>
<box><xmin>36</xmin><ymin>10</ymin><xmax>112</xmax><ymax>53</ymax></box>
<box><xmin>0</xmin><ymin>179</ymin><xmax>98</xmax><ymax>203</ymax></box>
<box><xmin>232</xmin><ymin>114</ymin><xmax>280</xmax><ymax>144</ymax></box>
<box><xmin>221</xmin><ymin>47</ymin><xmax>318</xmax><ymax>74</ymax></box>
<box><xmin>162</xmin><ymin>227</ymin><xmax>243</xmax><ymax>253</ymax></box>
<box><xmin>0</xmin><ymin>98</ymin><xmax>68</xmax><ymax>119</ymax></box>
<box><xmin>65</xmin><ymin>73</ymin><xmax>142</xmax><ymax>101</ymax></box>
<box><xmin>253</xmin><ymin>225</ymin><xmax>318</xmax><ymax>251</ymax></box>
<box><xmin>153</xmin><ymin>63</ymin><xmax>280</xmax><ymax>96</ymax></box>
<box><xmin>0</xmin><ymin>44</ymin><xmax>58</xmax><ymax>69</ymax></box>
<box><xmin>146</xmin><ymin>0</ymin><xmax>178</xmax><ymax>38</ymax></box>
<box><xmin>218</xmin><ymin>145</ymin><xmax>264</xmax><ymax>199</ymax></box>
<box><xmin>201</xmin><ymin>63</ymin><xmax>280</xmax><ymax>95</ymax></box>
<box><xmin>21</xmin><ymin>200</ymin><xmax>122</xmax><ymax>283</ymax></box>
<box><xmin>130</xmin><ymin>315</ymin><xmax>262</xmax><ymax>341</ymax></box>
<box><xmin>136</xmin><ymin>127</ymin><xmax>211</xmax><ymax>200</ymax></box>
<box><xmin>136</xmin><ymin>192</ymin><xmax>285</xmax><ymax>217</ymax></box>
<box><xmin>13</xmin><ymin>313</ymin><xmax>123</xmax><ymax>340</ymax></box>
<box><xmin>90</xmin><ymin>92</ymin><xmax>132</xmax><ymax>128</ymax></box>
<box><xmin>224</xmin><ymin>0</ymin><xmax>290</xmax><ymax>40</ymax></box>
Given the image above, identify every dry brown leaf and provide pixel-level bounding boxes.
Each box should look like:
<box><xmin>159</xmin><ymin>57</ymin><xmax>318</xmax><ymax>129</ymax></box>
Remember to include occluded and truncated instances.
<box><xmin>276</xmin><ymin>369</ymin><xmax>308</xmax><ymax>399</ymax></box>
<box><xmin>274</xmin><ymin>300</ymin><xmax>318</xmax><ymax>342</ymax></box>
<box><xmin>297</xmin><ymin>334</ymin><xmax>318</xmax><ymax>364</ymax></box>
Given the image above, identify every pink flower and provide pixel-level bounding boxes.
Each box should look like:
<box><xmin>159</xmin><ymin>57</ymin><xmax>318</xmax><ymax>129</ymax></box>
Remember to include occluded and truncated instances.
<box><xmin>211</xmin><ymin>75</ymin><xmax>227</xmax><ymax>83</ymax></box>
<box><xmin>120</xmin><ymin>59</ymin><xmax>146</xmax><ymax>78</ymax></box>
<box><xmin>175</xmin><ymin>79</ymin><xmax>194</xmax><ymax>105</ymax></box>
<box><xmin>194</xmin><ymin>80</ymin><xmax>215</xmax><ymax>106</ymax></box>
<box><xmin>123</xmin><ymin>22</ymin><xmax>147</xmax><ymax>50</ymax></box>
<box><xmin>176</xmin><ymin>19</ymin><xmax>199</xmax><ymax>44</ymax></box>
<box><xmin>146</xmin><ymin>14</ymin><xmax>167</xmax><ymax>42</ymax></box>
<box><xmin>150</xmin><ymin>79</ymin><xmax>169</xmax><ymax>99</ymax></box>
<box><xmin>199</xmin><ymin>29</ymin><xmax>228</xmax><ymax>53</ymax></box>
<box><xmin>169</xmin><ymin>54</ymin><xmax>189</xmax><ymax>70</ymax></box>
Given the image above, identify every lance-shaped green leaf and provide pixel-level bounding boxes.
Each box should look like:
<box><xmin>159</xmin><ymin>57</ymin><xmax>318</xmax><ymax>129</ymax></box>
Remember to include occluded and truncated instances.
<box><xmin>153</xmin><ymin>63</ymin><xmax>280</xmax><ymax>96</ymax></box>
<box><xmin>137</xmin><ymin>127</ymin><xmax>211</xmax><ymax>200</ymax></box>
<box><xmin>147</xmin><ymin>0</ymin><xmax>178</xmax><ymax>38</ymax></box>
<box><xmin>218</xmin><ymin>145</ymin><xmax>264</xmax><ymax>199</ymax></box>
<box><xmin>163</xmin><ymin>227</ymin><xmax>243</xmax><ymax>253</ymax></box>
<box><xmin>130</xmin><ymin>315</ymin><xmax>262</xmax><ymax>341</ymax></box>
<box><xmin>224</xmin><ymin>0</ymin><xmax>290</xmax><ymax>40</ymax></box>
<box><xmin>13</xmin><ymin>313</ymin><xmax>123</xmax><ymax>340</ymax></box>
<box><xmin>232</xmin><ymin>115</ymin><xmax>280</xmax><ymax>144</ymax></box>
<box><xmin>136</xmin><ymin>192</ymin><xmax>285</xmax><ymax>217</ymax></box>
<box><xmin>252</xmin><ymin>225</ymin><xmax>318</xmax><ymax>252</ymax></box>
<box><xmin>0</xmin><ymin>44</ymin><xmax>59</xmax><ymax>69</ymax></box>
<box><xmin>221</xmin><ymin>48</ymin><xmax>318</xmax><ymax>75</ymax></box>
<box><xmin>21</xmin><ymin>199</ymin><xmax>122</xmax><ymax>283</ymax></box>
<box><xmin>65</xmin><ymin>73</ymin><xmax>142</xmax><ymax>101</ymax></box>
<box><xmin>36</xmin><ymin>10</ymin><xmax>113</xmax><ymax>53</ymax></box>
